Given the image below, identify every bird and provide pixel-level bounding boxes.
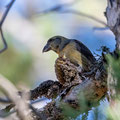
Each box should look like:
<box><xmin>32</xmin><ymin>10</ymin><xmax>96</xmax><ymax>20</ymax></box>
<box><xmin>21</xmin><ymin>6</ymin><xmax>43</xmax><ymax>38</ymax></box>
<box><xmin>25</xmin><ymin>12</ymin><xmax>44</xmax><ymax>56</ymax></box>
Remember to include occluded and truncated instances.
<box><xmin>42</xmin><ymin>35</ymin><xmax>96</xmax><ymax>71</ymax></box>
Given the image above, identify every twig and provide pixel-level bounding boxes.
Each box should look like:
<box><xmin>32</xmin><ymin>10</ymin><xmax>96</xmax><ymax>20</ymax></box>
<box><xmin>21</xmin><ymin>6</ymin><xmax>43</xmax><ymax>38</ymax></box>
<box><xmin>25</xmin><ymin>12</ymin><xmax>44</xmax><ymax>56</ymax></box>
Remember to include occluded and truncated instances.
<box><xmin>38</xmin><ymin>4</ymin><xmax>107</xmax><ymax>26</ymax></box>
<box><xmin>0</xmin><ymin>97</ymin><xmax>11</xmax><ymax>103</ymax></box>
<box><xmin>60</xmin><ymin>9</ymin><xmax>107</xmax><ymax>26</ymax></box>
<box><xmin>93</xmin><ymin>27</ymin><xmax>109</xmax><ymax>31</ymax></box>
<box><xmin>0</xmin><ymin>0</ymin><xmax>15</xmax><ymax>27</ymax></box>
<box><xmin>0</xmin><ymin>29</ymin><xmax>8</xmax><ymax>53</ymax></box>
<box><xmin>0</xmin><ymin>0</ymin><xmax>15</xmax><ymax>53</ymax></box>
<box><xmin>37</xmin><ymin>0</ymin><xmax>79</xmax><ymax>15</ymax></box>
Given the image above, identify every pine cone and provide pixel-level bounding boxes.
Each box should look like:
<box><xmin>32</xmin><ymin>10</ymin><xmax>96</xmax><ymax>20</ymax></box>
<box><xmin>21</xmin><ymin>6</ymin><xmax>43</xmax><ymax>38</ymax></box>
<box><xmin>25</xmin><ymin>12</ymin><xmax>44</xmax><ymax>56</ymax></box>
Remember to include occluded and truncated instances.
<box><xmin>55</xmin><ymin>58</ymin><xmax>65</xmax><ymax>84</ymax></box>
<box><xmin>55</xmin><ymin>58</ymin><xmax>83</xmax><ymax>85</ymax></box>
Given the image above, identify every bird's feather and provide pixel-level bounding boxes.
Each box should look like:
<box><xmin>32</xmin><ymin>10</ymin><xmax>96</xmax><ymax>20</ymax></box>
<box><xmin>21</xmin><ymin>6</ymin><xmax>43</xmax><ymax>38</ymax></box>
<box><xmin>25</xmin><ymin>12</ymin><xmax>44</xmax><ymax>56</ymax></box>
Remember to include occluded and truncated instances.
<box><xmin>72</xmin><ymin>40</ymin><xmax>96</xmax><ymax>63</ymax></box>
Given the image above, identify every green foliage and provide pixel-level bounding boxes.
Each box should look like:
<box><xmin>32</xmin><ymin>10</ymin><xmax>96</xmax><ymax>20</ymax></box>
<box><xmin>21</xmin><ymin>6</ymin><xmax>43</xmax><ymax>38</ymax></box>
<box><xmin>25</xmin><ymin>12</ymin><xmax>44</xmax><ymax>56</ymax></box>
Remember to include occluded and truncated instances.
<box><xmin>106</xmin><ymin>53</ymin><xmax>120</xmax><ymax>120</ymax></box>
<box><xmin>60</xmin><ymin>102</ymin><xmax>81</xmax><ymax>119</ymax></box>
<box><xmin>107</xmin><ymin>53</ymin><xmax>120</xmax><ymax>90</ymax></box>
<box><xmin>0</xmin><ymin>34</ymin><xmax>33</xmax><ymax>86</ymax></box>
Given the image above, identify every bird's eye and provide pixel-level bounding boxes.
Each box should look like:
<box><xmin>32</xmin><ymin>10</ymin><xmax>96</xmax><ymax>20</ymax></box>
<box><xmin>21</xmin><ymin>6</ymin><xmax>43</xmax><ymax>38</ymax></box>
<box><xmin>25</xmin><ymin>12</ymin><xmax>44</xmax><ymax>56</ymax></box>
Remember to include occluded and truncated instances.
<box><xmin>48</xmin><ymin>39</ymin><xmax>53</xmax><ymax>43</ymax></box>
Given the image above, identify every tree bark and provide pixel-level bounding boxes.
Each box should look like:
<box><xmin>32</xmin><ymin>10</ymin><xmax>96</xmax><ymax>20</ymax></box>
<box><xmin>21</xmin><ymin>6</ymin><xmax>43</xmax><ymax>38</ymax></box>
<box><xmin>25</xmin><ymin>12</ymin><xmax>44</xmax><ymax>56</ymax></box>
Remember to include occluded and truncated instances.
<box><xmin>106</xmin><ymin>0</ymin><xmax>120</xmax><ymax>50</ymax></box>
<box><xmin>31</xmin><ymin>58</ymin><xmax>107</xmax><ymax>120</ymax></box>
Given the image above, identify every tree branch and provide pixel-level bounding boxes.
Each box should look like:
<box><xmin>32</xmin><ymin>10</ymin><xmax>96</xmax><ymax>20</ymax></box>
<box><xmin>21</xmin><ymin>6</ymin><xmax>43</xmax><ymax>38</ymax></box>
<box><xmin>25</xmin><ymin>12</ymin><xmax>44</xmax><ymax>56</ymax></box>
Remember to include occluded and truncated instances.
<box><xmin>59</xmin><ymin>9</ymin><xmax>107</xmax><ymax>26</ymax></box>
<box><xmin>0</xmin><ymin>29</ymin><xmax>8</xmax><ymax>53</ymax></box>
<box><xmin>0</xmin><ymin>74</ymin><xmax>32</xmax><ymax>120</ymax></box>
<box><xmin>38</xmin><ymin>3</ymin><xmax>106</xmax><ymax>26</ymax></box>
<box><xmin>0</xmin><ymin>0</ymin><xmax>15</xmax><ymax>28</ymax></box>
<box><xmin>105</xmin><ymin>0</ymin><xmax>120</xmax><ymax>50</ymax></box>
<box><xmin>28</xmin><ymin>58</ymin><xmax>107</xmax><ymax>119</ymax></box>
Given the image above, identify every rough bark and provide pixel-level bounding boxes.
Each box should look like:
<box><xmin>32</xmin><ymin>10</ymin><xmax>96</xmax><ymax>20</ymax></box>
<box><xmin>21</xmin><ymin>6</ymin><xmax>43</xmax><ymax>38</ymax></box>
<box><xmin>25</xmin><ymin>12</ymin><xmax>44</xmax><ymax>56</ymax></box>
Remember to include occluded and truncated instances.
<box><xmin>106</xmin><ymin>0</ymin><xmax>120</xmax><ymax>50</ymax></box>
<box><xmin>30</xmin><ymin>58</ymin><xmax>107</xmax><ymax>120</ymax></box>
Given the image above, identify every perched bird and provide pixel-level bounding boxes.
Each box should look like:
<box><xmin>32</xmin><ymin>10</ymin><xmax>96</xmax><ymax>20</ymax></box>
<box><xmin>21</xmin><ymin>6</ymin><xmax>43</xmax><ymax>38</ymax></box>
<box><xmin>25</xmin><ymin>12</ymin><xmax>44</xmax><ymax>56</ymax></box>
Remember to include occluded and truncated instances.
<box><xmin>43</xmin><ymin>36</ymin><xmax>96</xmax><ymax>71</ymax></box>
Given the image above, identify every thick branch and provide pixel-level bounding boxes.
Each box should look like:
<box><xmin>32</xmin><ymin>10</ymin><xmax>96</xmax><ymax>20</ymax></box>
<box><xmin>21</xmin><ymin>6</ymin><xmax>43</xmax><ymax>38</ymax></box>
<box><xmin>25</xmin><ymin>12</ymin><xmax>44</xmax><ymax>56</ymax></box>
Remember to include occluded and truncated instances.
<box><xmin>106</xmin><ymin>0</ymin><xmax>120</xmax><ymax>50</ymax></box>
<box><xmin>36</xmin><ymin>77</ymin><xmax>107</xmax><ymax>119</ymax></box>
<box><xmin>0</xmin><ymin>74</ymin><xmax>32</xmax><ymax>120</ymax></box>
<box><xmin>29</xmin><ymin>58</ymin><xmax>107</xmax><ymax>119</ymax></box>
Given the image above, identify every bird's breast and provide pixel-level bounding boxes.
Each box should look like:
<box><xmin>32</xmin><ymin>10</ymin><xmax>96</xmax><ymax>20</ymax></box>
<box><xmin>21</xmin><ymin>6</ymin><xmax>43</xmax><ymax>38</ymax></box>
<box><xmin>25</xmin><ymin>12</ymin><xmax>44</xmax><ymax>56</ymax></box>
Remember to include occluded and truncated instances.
<box><xmin>59</xmin><ymin>44</ymin><xmax>83</xmax><ymax>66</ymax></box>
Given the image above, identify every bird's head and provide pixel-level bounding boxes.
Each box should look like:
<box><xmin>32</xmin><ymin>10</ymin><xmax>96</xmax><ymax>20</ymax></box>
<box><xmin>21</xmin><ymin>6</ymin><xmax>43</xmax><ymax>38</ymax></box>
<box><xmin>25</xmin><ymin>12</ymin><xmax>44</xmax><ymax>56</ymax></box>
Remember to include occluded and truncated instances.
<box><xmin>42</xmin><ymin>36</ymin><xmax>70</xmax><ymax>54</ymax></box>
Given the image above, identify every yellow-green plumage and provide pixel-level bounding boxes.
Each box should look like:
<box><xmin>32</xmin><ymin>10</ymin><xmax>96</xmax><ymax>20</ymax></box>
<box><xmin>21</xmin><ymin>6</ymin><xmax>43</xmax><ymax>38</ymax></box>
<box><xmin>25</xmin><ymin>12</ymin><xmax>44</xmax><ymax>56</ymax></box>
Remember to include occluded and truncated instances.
<box><xmin>43</xmin><ymin>36</ymin><xmax>95</xmax><ymax>70</ymax></box>
<box><xmin>59</xmin><ymin>41</ymin><xmax>90</xmax><ymax>70</ymax></box>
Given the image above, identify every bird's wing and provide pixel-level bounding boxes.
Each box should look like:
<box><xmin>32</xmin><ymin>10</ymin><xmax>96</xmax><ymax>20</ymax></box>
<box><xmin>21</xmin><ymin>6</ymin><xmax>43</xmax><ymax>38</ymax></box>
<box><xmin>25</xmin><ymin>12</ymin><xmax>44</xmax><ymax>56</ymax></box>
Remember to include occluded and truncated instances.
<box><xmin>72</xmin><ymin>40</ymin><xmax>96</xmax><ymax>63</ymax></box>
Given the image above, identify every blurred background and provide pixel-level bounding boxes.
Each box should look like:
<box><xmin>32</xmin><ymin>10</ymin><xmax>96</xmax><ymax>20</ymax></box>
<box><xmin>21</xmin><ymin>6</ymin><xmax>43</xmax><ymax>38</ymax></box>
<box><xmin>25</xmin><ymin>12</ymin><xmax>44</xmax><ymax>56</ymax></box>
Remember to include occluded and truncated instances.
<box><xmin>0</xmin><ymin>0</ymin><xmax>116</xmax><ymax>119</ymax></box>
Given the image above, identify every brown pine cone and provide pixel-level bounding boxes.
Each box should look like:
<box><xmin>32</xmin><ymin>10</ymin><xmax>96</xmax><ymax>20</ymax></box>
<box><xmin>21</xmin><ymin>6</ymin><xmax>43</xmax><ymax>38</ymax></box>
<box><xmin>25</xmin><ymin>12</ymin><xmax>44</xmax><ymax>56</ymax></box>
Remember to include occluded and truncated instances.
<box><xmin>55</xmin><ymin>57</ymin><xmax>83</xmax><ymax>85</ymax></box>
<box><xmin>55</xmin><ymin>58</ymin><xmax>65</xmax><ymax>84</ymax></box>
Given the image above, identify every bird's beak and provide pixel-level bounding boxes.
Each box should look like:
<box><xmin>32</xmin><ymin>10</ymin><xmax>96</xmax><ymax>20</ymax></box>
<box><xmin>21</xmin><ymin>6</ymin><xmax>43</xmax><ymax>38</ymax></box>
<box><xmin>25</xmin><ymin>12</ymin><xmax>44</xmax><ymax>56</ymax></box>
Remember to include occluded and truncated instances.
<box><xmin>42</xmin><ymin>44</ymin><xmax>51</xmax><ymax>52</ymax></box>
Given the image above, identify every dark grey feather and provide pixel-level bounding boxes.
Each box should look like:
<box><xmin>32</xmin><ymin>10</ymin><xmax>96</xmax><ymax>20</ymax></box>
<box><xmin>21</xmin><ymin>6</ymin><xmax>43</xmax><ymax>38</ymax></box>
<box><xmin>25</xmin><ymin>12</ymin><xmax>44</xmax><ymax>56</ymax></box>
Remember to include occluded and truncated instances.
<box><xmin>72</xmin><ymin>40</ymin><xmax>96</xmax><ymax>63</ymax></box>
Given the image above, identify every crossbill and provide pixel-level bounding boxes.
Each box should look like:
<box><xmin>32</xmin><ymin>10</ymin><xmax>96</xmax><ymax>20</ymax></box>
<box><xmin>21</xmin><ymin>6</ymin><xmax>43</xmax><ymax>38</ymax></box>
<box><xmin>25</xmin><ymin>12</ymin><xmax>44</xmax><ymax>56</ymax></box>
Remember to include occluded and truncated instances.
<box><xmin>43</xmin><ymin>36</ymin><xmax>96</xmax><ymax>71</ymax></box>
